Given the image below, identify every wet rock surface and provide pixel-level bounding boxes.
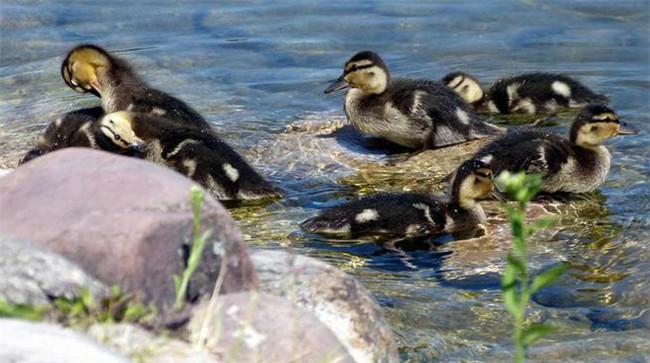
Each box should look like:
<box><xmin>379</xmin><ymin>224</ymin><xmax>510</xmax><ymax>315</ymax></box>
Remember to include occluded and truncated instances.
<box><xmin>0</xmin><ymin>148</ymin><xmax>256</xmax><ymax>312</ymax></box>
<box><xmin>187</xmin><ymin>291</ymin><xmax>355</xmax><ymax>363</ymax></box>
<box><xmin>0</xmin><ymin>318</ymin><xmax>130</xmax><ymax>363</ymax></box>
<box><xmin>0</xmin><ymin>234</ymin><xmax>109</xmax><ymax>306</ymax></box>
<box><xmin>250</xmin><ymin>249</ymin><xmax>399</xmax><ymax>363</ymax></box>
<box><xmin>88</xmin><ymin>323</ymin><xmax>217</xmax><ymax>363</ymax></box>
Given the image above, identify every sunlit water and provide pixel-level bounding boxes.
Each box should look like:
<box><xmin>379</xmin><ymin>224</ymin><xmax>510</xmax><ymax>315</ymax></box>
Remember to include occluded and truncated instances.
<box><xmin>1</xmin><ymin>1</ymin><xmax>649</xmax><ymax>361</ymax></box>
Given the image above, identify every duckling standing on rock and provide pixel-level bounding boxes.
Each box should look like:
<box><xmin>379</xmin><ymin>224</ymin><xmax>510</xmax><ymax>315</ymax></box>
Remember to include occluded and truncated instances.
<box><xmin>300</xmin><ymin>159</ymin><xmax>493</xmax><ymax>238</ymax></box>
<box><xmin>61</xmin><ymin>44</ymin><xmax>209</xmax><ymax>129</ymax></box>
<box><xmin>443</xmin><ymin>71</ymin><xmax>608</xmax><ymax>115</ymax></box>
<box><xmin>19</xmin><ymin>107</ymin><xmax>142</xmax><ymax>165</ymax></box>
<box><xmin>470</xmin><ymin>104</ymin><xmax>637</xmax><ymax>194</ymax></box>
<box><xmin>98</xmin><ymin>111</ymin><xmax>280</xmax><ymax>201</ymax></box>
<box><xmin>325</xmin><ymin>51</ymin><xmax>504</xmax><ymax>151</ymax></box>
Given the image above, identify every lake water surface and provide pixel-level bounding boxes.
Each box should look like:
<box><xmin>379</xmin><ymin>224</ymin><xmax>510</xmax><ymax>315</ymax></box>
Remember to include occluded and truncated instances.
<box><xmin>1</xmin><ymin>1</ymin><xmax>649</xmax><ymax>361</ymax></box>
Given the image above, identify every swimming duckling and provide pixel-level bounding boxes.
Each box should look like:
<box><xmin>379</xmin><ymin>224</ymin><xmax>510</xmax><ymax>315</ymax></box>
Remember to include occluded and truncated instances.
<box><xmin>443</xmin><ymin>71</ymin><xmax>608</xmax><ymax>115</ymax></box>
<box><xmin>61</xmin><ymin>44</ymin><xmax>209</xmax><ymax>129</ymax></box>
<box><xmin>98</xmin><ymin>111</ymin><xmax>280</xmax><ymax>201</ymax></box>
<box><xmin>325</xmin><ymin>51</ymin><xmax>504</xmax><ymax>151</ymax></box>
<box><xmin>19</xmin><ymin>107</ymin><xmax>142</xmax><ymax>165</ymax></box>
<box><xmin>470</xmin><ymin>104</ymin><xmax>636</xmax><ymax>194</ymax></box>
<box><xmin>300</xmin><ymin>159</ymin><xmax>493</xmax><ymax>238</ymax></box>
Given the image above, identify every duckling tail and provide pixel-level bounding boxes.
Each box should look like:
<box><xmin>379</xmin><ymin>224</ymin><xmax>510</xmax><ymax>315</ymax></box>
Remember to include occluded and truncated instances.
<box><xmin>472</xmin><ymin>116</ymin><xmax>506</xmax><ymax>137</ymax></box>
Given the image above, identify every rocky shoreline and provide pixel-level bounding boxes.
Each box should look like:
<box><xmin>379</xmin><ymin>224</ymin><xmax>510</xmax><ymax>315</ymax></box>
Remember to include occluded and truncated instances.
<box><xmin>0</xmin><ymin>148</ymin><xmax>399</xmax><ymax>363</ymax></box>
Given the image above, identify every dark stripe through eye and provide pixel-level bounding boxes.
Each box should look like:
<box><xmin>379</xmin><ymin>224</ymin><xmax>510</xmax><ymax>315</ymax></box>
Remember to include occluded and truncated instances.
<box><xmin>345</xmin><ymin>63</ymin><xmax>375</xmax><ymax>75</ymax></box>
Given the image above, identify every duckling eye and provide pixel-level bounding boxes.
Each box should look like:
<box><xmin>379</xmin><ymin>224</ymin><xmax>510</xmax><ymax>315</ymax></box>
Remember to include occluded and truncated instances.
<box><xmin>109</xmin><ymin>119</ymin><xmax>115</xmax><ymax>124</ymax></box>
<box><xmin>591</xmin><ymin>125</ymin><xmax>599</xmax><ymax>132</ymax></box>
<box><xmin>368</xmin><ymin>71</ymin><xmax>375</xmax><ymax>77</ymax></box>
<box><xmin>114</xmin><ymin>134</ymin><xmax>121</xmax><ymax>141</ymax></box>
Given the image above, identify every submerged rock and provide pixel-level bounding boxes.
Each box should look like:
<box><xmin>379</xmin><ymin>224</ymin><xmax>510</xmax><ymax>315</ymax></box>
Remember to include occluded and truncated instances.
<box><xmin>0</xmin><ymin>148</ymin><xmax>256</xmax><ymax>313</ymax></box>
<box><xmin>0</xmin><ymin>234</ymin><xmax>109</xmax><ymax>306</ymax></box>
<box><xmin>0</xmin><ymin>318</ymin><xmax>129</xmax><ymax>363</ymax></box>
<box><xmin>250</xmin><ymin>113</ymin><xmax>492</xmax><ymax>193</ymax></box>
<box><xmin>250</xmin><ymin>249</ymin><xmax>400</xmax><ymax>363</ymax></box>
<box><xmin>187</xmin><ymin>291</ymin><xmax>355</xmax><ymax>363</ymax></box>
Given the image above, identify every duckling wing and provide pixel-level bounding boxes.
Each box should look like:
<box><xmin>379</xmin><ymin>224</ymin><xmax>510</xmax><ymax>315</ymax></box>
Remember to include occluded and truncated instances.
<box><xmin>159</xmin><ymin>130</ymin><xmax>278</xmax><ymax>200</ymax></box>
<box><xmin>391</xmin><ymin>80</ymin><xmax>502</xmax><ymax>147</ymax></box>
<box><xmin>475</xmin><ymin>129</ymin><xmax>571</xmax><ymax>176</ymax></box>
<box><xmin>129</xmin><ymin>90</ymin><xmax>210</xmax><ymax>130</ymax></box>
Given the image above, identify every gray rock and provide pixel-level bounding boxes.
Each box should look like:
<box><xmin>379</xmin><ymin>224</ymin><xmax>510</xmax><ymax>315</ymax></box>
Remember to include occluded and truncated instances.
<box><xmin>187</xmin><ymin>291</ymin><xmax>355</xmax><ymax>363</ymax></box>
<box><xmin>88</xmin><ymin>323</ymin><xmax>216</xmax><ymax>363</ymax></box>
<box><xmin>250</xmin><ymin>249</ymin><xmax>399</xmax><ymax>363</ymax></box>
<box><xmin>0</xmin><ymin>318</ymin><xmax>129</xmax><ymax>363</ymax></box>
<box><xmin>0</xmin><ymin>234</ymin><xmax>109</xmax><ymax>305</ymax></box>
<box><xmin>0</xmin><ymin>148</ymin><xmax>256</xmax><ymax>313</ymax></box>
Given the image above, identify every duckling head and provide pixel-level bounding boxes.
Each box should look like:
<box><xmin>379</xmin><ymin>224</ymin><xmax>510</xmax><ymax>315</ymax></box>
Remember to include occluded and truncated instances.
<box><xmin>324</xmin><ymin>51</ymin><xmax>390</xmax><ymax>95</ymax></box>
<box><xmin>570</xmin><ymin>104</ymin><xmax>638</xmax><ymax>148</ymax></box>
<box><xmin>442</xmin><ymin>71</ymin><xmax>485</xmax><ymax>106</ymax></box>
<box><xmin>99</xmin><ymin>111</ymin><xmax>146</xmax><ymax>151</ymax></box>
<box><xmin>450</xmin><ymin>159</ymin><xmax>494</xmax><ymax>206</ymax></box>
<box><xmin>61</xmin><ymin>44</ymin><xmax>112</xmax><ymax>97</ymax></box>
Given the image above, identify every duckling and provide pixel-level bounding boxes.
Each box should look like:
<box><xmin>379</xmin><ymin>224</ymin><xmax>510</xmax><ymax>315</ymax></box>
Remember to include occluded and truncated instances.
<box><xmin>300</xmin><ymin>159</ymin><xmax>493</xmax><ymax>238</ymax></box>
<box><xmin>19</xmin><ymin>107</ymin><xmax>142</xmax><ymax>165</ymax></box>
<box><xmin>98</xmin><ymin>111</ymin><xmax>280</xmax><ymax>201</ymax></box>
<box><xmin>61</xmin><ymin>44</ymin><xmax>209</xmax><ymax>129</ymax></box>
<box><xmin>443</xmin><ymin>71</ymin><xmax>608</xmax><ymax>115</ymax></box>
<box><xmin>325</xmin><ymin>51</ymin><xmax>504</xmax><ymax>151</ymax></box>
<box><xmin>470</xmin><ymin>104</ymin><xmax>636</xmax><ymax>194</ymax></box>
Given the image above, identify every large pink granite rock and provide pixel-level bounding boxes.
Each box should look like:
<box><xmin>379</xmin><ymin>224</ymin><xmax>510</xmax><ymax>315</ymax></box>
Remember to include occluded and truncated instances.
<box><xmin>0</xmin><ymin>148</ymin><xmax>256</xmax><ymax>312</ymax></box>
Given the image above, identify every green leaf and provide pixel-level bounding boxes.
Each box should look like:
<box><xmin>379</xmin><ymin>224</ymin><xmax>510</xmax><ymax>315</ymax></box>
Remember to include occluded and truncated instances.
<box><xmin>503</xmin><ymin>285</ymin><xmax>520</xmax><ymax>316</ymax></box>
<box><xmin>502</xmin><ymin>259</ymin><xmax>517</xmax><ymax>288</ymax></box>
<box><xmin>530</xmin><ymin>262</ymin><xmax>568</xmax><ymax>294</ymax></box>
<box><xmin>0</xmin><ymin>300</ymin><xmax>44</xmax><ymax>321</ymax></box>
<box><xmin>522</xmin><ymin>323</ymin><xmax>556</xmax><ymax>347</ymax></box>
<box><xmin>80</xmin><ymin>288</ymin><xmax>94</xmax><ymax>308</ymax></box>
<box><xmin>506</xmin><ymin>253</ymin><xmax>526</xmax><ymax>275</ymax></box>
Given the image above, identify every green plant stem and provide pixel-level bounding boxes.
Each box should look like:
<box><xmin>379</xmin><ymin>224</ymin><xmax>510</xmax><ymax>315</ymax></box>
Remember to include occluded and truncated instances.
<box><xmin>174</xmin><ymin>186</ymin><xmax>210</xmax><ymax>310</ymax></box>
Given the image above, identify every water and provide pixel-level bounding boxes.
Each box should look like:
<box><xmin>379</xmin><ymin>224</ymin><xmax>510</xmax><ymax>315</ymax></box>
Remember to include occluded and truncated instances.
<box><xmin>1</xmin><ymin>1</ymin><xmax>649</xmax><ymax>361</ymax></box>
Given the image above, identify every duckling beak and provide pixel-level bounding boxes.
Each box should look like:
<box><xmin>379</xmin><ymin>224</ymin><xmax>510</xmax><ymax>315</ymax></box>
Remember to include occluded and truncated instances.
<box><xmin>324</xmin><ymin>74</ymin><xmax>349</xmax><ymax>94</ymax></box>
<box><xmin>129</xmin><ymin>138</ymin><xmax>147</xmax><ymax>153</ymax></box>
<box><xmin>89</xmin><ymin>80</ymin><xmax>102</xmax><ymax>97</ymax></box>
<box><xmin>617</xmin><ymin>122</ymin><xmax>639</xmax><ymax>136</ymax></box>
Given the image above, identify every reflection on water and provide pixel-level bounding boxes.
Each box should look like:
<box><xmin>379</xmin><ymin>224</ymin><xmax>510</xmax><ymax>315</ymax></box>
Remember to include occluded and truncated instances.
<box><xmin>1</xmin><ymin>1</ymin><xmax>649</xmax><ymax>361</ymax></box>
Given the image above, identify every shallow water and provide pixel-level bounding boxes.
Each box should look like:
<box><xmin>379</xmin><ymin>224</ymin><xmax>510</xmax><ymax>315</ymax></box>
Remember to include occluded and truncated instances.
<box><xmin>1</xmin><ymin>1</ymin><xmax>649</xmax><ymax>361</ymax></box>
